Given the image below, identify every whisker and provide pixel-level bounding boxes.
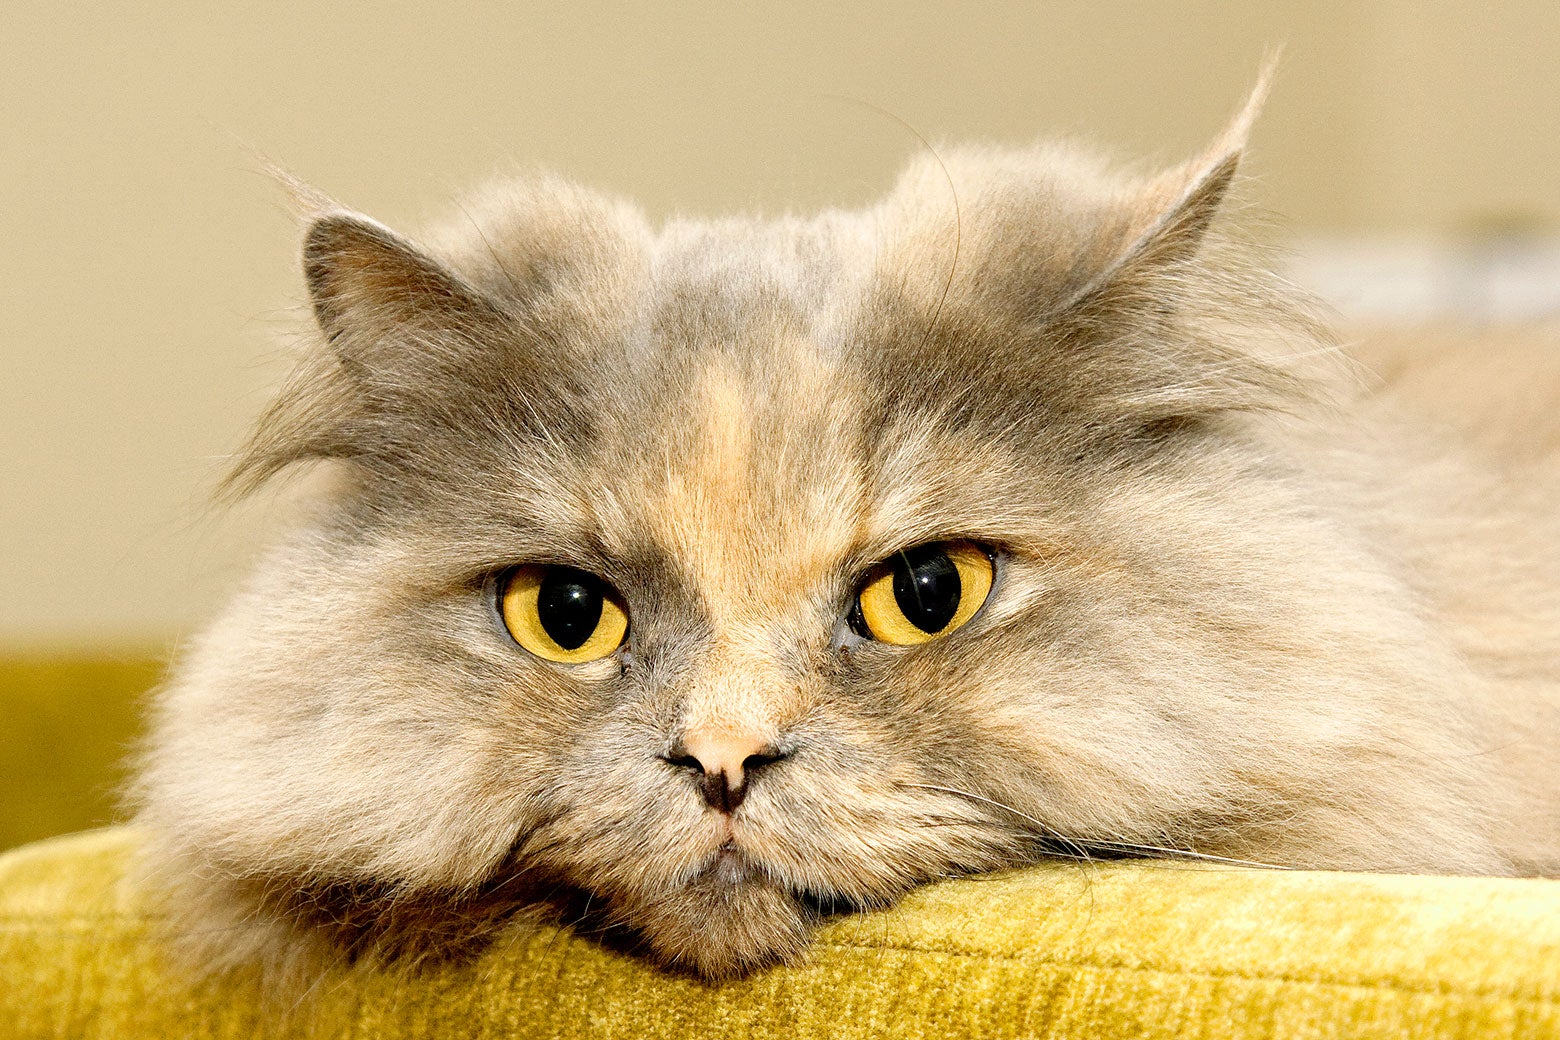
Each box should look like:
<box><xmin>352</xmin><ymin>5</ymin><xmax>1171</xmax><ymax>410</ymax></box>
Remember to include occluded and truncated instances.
<box><xmin>900</xmin><ymin>782</ymin><xmax>1096</xmax><ymax>863</ymax></box>
<box><xmin>899</xmin><ymin>782</ymin><xmax>1292</xmax><ymax>871</ymax></box>
<box><xmin>1068</xmin><ymin>838</ymin><xmax>1294</xmax><ymax>871</ymax></box>
<box><xmin>825</xmin><ymin>94</ymin><xmax>961</xmax><ymax>350</ymax></box>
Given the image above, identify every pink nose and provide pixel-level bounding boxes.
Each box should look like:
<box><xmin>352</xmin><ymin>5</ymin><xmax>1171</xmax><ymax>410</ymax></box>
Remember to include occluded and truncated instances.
<box><xmin>668</xmin><ymin>730</ymin><xmax>789</xmax><ymax>813</ymax></box>
<box><xmin>682</xmin><ymin>730</ymin><xmax>767</xmax><ymax>786</ymax></box>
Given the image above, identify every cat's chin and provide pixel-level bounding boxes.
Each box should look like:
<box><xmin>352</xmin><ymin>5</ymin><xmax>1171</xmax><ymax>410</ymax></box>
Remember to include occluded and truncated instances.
<box><xmin>627</xmin><ymin>846</ymin><xmax>815</xmax><ymax>980</ymax></box>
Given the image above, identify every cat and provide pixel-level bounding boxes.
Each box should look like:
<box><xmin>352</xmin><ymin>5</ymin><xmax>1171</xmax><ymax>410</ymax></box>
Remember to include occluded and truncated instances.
<box><xmin>129</xmin><ymin>76</ymin><xmax>1560</xmax><ymax>984</ymax></box>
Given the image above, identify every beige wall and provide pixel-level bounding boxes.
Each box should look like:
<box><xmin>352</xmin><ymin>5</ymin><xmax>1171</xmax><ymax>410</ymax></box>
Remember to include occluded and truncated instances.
<box><xmin>3</xmin><ymin>1</ymin><xmax>1557</xmax><ymax>644</ymax></box>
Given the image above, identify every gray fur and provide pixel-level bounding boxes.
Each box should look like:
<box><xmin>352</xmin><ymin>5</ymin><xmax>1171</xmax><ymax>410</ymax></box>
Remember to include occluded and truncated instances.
<box><xmin>131</xmin><ymin>96</ymin><xmax>1560</xmax><ymax>984</ymax></box>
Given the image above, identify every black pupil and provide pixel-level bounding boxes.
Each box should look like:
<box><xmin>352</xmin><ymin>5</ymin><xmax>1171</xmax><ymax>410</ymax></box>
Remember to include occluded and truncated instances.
<box><xmin>536</xmin><ymin>568</ymin><xmax>605</xmax><ymax>651</ymax></box>
<box><xmin>892</xmin><ymin>545</ymin><xmax>961</xmax><ymax>634</ymax></box>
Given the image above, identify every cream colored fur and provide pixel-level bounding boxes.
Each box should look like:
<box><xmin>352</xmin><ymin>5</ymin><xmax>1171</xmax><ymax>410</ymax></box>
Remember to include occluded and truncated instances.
<box><xmin>130</xmin><ymin>87</ymin><xmax>1559</xmax><ymax>985</ymax></box>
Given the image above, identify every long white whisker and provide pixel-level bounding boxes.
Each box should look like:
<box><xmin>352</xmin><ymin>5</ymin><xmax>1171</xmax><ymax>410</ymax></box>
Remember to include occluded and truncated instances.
<box><xmin>900</xmin><ymin>782</ymin><xmax>1096</xmax><ymax>863</ymax></box>
<box><xmin>1068</xmin><ymin>838</ymin><xmax>1294</xmax><ymax>870</ymax></box>
<box><xmin>900</xmin><ymin>782</ymin><xmax>1292</xmax><ymax>870</ymax></box>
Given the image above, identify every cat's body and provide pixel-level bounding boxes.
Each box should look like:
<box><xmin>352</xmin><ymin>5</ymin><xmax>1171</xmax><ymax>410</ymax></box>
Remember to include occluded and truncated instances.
<box><xmin>131</xmin><ymin>89</ymin><xmax>1560</xmax><ymax>982</ymax></box>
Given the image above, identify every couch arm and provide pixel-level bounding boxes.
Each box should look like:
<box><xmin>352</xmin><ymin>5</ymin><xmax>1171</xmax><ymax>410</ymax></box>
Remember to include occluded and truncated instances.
<box><xmin>2</xmin><ymin>828</ymin><xmax>1557</xmax><ymax>1039</ymax></box>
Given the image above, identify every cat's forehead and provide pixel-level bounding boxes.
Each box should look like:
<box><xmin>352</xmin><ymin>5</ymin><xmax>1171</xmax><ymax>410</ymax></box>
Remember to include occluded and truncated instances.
<box><xmin>620</xmin><ymin>258</ymin><xmax>867</xmax><ymax>604</ymax></box>
<box><xmin>509</xmin><ymin>233</ymin><xmax>1017</xmax><ymax>620</ymax></box>
<box><xmin>629</xmin><ymin>347</ymin><xmax>866</xmax><ymax>620</ymax></box>
<box><xmin>450</xmin><ymin>194</ymin><xmax>1052</xmax><ymax>567</ymax></box>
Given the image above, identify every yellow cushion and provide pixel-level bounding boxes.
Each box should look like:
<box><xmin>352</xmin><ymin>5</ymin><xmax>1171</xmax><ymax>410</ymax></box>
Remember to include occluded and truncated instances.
<box><xmin>2</xmin><ymin>828</ymin><xmax>1557</xmax><ymax>1038</ymax></box>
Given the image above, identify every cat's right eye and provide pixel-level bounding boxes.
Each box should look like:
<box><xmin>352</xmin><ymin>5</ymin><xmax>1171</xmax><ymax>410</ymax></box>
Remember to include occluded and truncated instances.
<box><xmin>849</xmin><ymin>540</ymin><xmax>994</xmax><ymax>645</ymax></box>
<box><xmin>498</xmin><ymin>564</ymin><xmax>629</xmax><ymax>664</ymax></box>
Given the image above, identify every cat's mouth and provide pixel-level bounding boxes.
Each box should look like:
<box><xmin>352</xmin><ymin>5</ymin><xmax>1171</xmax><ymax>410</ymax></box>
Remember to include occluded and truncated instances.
<box><xmin>585</xmin><ymin>840</ymin><xmax>813</xmax><ymax>980</ymax></box>
<box><xmin>706</xmin><ymin>842</ymin><xmax>760</xmax><ymax>887</ymax></box>
<box><xmin>514</xmin><ymin>776</ymin><xmax>997</xmax><ymax>978</ymax></box>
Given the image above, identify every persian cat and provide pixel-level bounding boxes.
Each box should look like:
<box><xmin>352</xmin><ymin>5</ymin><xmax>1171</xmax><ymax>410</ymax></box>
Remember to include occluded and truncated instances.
<box><xmin>131</xmin><ymin>81</ymin><xmax>1560</xmax><ymax>982</ymax></box>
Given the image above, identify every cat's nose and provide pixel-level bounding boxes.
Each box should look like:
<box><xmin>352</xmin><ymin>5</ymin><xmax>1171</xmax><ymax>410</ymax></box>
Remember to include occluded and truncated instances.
<box><xmin>665</xmin><ymin>731</ymin><xmax>789</xmax><ymax>814</ymax></box>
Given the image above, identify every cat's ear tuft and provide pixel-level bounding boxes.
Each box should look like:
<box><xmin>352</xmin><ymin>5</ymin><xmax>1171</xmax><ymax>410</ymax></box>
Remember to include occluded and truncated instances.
<box><xmin>1111</xmin><ymin>58</ymin><xmax>1273</xmax><ymax>276</ymax></box>
<box><xmin>1028</xmin><ymin>60</ymin><xmax>1316</xmax><ymax>440</ymax></box>
<box><xmin>302</xmin><ymin>212</ymin><xmax>501</xmax><ymax>346</ymax></box>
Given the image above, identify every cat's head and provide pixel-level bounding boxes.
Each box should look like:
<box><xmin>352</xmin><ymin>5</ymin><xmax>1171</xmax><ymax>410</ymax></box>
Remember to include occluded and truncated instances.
<box><xmin>134</xmin><ymin>82</ymin><xmax>1476</xmax><ymax>980</ymax></box>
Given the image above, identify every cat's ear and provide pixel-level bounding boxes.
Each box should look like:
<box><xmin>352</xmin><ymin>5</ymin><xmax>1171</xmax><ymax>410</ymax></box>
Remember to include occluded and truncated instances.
<box><xmin>302</xmin><ymin>212</ymin><xmax>506</xmax><ymax>350</ymax></box>
<box><xmin>1070</xmin><ymin>62</ymin><xmax>1272</xmax><ymax>311</ymax></box>
<box><xmin>222</xmin><ymin>211</ymin><xmax>515</xmax><ymax>498</ymax></box>
<box><xmin>233</xmin><ymin>155</ymin><xmax>505</xmax><ymax>344</ymax></box>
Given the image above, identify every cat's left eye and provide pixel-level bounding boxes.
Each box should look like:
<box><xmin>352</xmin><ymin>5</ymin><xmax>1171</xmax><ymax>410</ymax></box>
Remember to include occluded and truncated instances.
<box><xmin>850</xmin><ymin>540</ymin><xmax>994</xmax><ymax>645</ymax></box>
<box><xmin>498</xmin><ymin>564</ymin><xmax>629</xmax><ymax>664</ymax></box>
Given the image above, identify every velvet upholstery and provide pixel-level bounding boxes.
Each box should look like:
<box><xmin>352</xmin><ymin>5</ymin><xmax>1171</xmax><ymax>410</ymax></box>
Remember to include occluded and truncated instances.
<box><xmin>3</xmin><ymin>827</ymin><xmax>1557</xmax><ymax>1039</ymax></box>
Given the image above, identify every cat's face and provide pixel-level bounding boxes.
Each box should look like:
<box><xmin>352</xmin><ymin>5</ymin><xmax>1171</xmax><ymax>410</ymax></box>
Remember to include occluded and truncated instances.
<box><xmin>136</xmin><ymin>97</ymin><xmax>1491</xmax><ymax>978</ymax></box>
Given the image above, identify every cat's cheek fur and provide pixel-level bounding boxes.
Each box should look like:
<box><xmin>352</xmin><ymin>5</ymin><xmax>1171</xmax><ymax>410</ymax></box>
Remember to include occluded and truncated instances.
<box><xmin>128</xmin><ymin>533</ymin><xmax>569</xmax><ymax>937</ymax></box>
<box><xmin>916</xmin><ymin>457</ymin><xmax>1514</xmax><ymax>874</ymax></box>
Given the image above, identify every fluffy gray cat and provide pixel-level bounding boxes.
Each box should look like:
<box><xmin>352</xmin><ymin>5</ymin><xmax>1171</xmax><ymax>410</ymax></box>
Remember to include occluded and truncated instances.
<box><xmin>131</xmin><ymin>80</ymin><xmax>1560</xmax><ymax>983</ymax></box>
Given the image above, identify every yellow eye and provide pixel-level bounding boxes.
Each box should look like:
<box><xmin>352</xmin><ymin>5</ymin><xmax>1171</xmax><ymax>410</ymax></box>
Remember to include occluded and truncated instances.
<box><xmin>852</xmin><ymin>541</ymin><xmax>993</xmax><ymax>646</ymax></box>
<box><xmin>499</xmin><ymin>564</ymin><xmax>629</xmax><ymax>664</ymax></box>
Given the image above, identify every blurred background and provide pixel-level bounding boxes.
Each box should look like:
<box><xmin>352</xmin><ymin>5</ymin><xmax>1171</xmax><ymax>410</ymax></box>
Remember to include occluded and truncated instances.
<box><xmin>2</xmin><ymin>1</ymin><xmax>1557</xmax><ymax>848</ymax></box>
